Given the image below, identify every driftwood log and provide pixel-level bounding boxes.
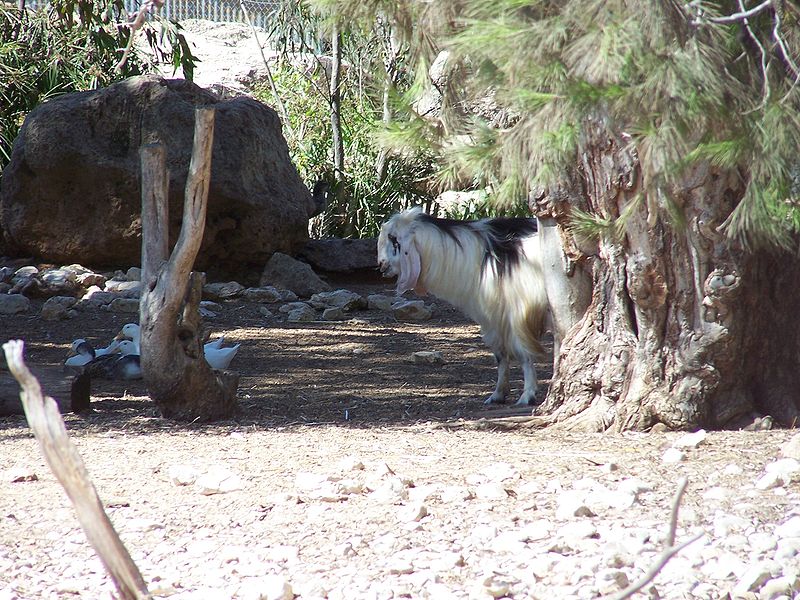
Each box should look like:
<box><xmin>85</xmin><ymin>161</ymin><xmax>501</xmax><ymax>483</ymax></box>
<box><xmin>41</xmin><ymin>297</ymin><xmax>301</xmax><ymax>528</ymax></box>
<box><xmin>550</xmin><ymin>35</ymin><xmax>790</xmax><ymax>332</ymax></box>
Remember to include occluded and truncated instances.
<box><xmin>139</xmin><ymin>107</ymin><xmax>238</xmax><ymax>421</ymax></box>
<box><xmin>2</xmin><ymin>340</ymin><xmax>151</xmax><ymax>600</ymax></box>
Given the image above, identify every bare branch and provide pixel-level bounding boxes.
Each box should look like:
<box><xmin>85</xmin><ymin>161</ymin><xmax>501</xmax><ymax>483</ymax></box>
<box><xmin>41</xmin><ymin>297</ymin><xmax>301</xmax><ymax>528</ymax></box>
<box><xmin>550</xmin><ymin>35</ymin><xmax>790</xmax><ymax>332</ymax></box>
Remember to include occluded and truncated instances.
<box><xmin>605</xmin><ymin>477</ymin><xmax>703</xmax><ymax>600</ymax></box>
<box><xmin>115</xmin><ymin>0</ymin><xmax>165</xmax><ymax>72</ymax></box>
<box><xmin>2</xmin><ymin>340</ymin><xmax>151</xmax><ymax>600</ymax></box>
<box><xmin>699</xmin><ymin>0</ymin><xmax>773</xmax><ymax>24</ymax></box>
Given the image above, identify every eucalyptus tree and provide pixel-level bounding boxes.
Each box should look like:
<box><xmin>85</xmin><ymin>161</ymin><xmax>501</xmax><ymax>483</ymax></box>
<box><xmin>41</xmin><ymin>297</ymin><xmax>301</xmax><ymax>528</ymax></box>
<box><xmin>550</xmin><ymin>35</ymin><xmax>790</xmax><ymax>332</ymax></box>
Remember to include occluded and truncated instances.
<box><xmin>320</xmin><ymin>0</ymin><xmax>800</xmax><ymax>431</ymax></box>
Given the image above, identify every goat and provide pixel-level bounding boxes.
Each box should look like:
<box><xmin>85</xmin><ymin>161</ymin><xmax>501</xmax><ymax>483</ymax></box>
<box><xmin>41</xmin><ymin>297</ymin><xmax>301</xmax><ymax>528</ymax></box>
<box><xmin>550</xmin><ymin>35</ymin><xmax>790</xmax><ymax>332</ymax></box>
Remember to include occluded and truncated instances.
<box><xmin>377</xmin><ymin>207</ymin><xmax>550</xmax><ymax>405</ymax></box>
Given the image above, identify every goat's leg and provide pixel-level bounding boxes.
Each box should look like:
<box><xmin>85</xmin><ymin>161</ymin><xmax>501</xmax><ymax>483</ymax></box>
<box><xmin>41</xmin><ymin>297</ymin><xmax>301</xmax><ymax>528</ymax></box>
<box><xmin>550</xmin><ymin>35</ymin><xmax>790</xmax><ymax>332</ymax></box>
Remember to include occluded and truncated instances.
<box><xmin>515</xmin><ymin>355</ymin><xmax>539</xmax><ymax>405</ymax></box>
<box><xmin>485</xmin><ymin>353</ymin><xmax>511</xmax><ymax>404</ymax></box>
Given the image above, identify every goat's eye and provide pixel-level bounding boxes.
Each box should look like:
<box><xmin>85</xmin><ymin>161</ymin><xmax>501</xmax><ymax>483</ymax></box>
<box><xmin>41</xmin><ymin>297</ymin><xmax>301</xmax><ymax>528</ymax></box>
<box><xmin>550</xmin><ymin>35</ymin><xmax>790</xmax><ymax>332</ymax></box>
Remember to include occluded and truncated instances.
<box><xmin>388</xmin><ymin>234</ymin><xmax>400</xmax><ymax>254</ymax></box>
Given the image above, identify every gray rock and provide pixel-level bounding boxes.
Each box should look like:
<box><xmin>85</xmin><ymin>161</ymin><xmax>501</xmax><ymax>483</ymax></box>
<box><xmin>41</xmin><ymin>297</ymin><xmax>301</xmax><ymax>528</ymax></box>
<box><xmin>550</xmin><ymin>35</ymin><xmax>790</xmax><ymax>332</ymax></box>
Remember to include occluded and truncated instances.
<box><xmin>76</xmin><ymin>272</ymin><xmax>106</xmax><ymax>288</ymax></box>
<box><xmin>12</xmin><ymin>266</ymin><xmax>38</xmax><ymax>283</ymax></box>
<box><xmin>0</xmin><ymin>266</ymin><xmax>13</xmax><ymax>283</ymax></box>
<box><xmin>77</xmin><ymin>287</ymin><xmax>116</xmax><ymax>308</ymax></box>
<box><xmin>203</xmin><ymin>281</ymin><xmax>245</xmax><ymax>301</ymax></box>
<box><xmin>279</xmin><ymin>302</ymin><xmax>312</xmax><ymax>314</ymax></box>
<box><xmin>242</xmin><ymin>286</ymin><xmax>284</xmax><ymax>303</ymax></box>
<box><xmin>260</xmin><ymin>252</ymin><xmax>330</xmax><ymax>298</ymax></box>
<box><xmin>125</xmin><ymin>267</ymin><xmax>142</xmax><ymax>281</ymax></box>
<box><xmin>0</xmin><ymin>294</ymin><xmax>30</xmax><ymax>314</ymax></box>
<box><xmin>287</xmin><ymin>304</ymin><xmax>316</xmax><ymax>322</ymax></box>
<box><xmin>310</xmin><ymin>289</ymin><xmax>366</xmax><ymax>311</ymax></box>
<box><xmin>412</xmin><ymin>351</ymin><xmax>444</xmax><ymax>365</ymax></box>
<box><xmin>322</xmin><ymin>307</ymin><xmax>346</xmax><ymax>321</ymax></box>
<box><xmin>104</xmin><ymin>280</ymin><xmax>142</xmax><ymax>298</ymax></box>
<box><xmin>367</xmin><ymin>293</ymin><xmax>397</xmax><ymax>311</ymax></box>
<box><xmin>41</xmin><ymin>296</ymin><xmax>78</xmax><ymax>321</ymax></box>
<box><xmin>298</xmin><ymin>238</ymin><xmax>378</xmax><ymax>272</ymax></box>
<box><xmin>258</xmin><ymin>306</ymin><xmax>274</xmax><ymax>318</ymax></box>
<box><xmin>392</xmin><ymin>300</ymin><xmax>432</xmax><ymax>321</ymax></box>
<box><xmin>1</xmin><ymin>75</ymin><xmax>314</xmax><ymax>275</ymax></box>
<box><xmin>108</xmin><ymin>298</ymin><xmax>140</xmax><ymax>314</ymax></box>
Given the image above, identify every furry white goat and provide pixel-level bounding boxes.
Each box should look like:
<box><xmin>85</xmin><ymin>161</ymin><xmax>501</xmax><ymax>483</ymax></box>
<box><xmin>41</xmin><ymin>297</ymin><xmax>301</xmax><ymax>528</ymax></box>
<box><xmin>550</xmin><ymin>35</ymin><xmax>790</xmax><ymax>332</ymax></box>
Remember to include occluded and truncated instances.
<box><xmin>378</xmin><ymin>207</ymin><xmax>549</xmax><ymax>405</ymax></box>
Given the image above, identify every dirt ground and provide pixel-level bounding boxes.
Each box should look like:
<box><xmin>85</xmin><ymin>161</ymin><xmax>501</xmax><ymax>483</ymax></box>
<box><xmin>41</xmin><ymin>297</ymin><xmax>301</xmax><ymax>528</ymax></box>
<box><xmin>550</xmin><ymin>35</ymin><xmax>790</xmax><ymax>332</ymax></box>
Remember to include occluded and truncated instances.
<box><xmin>1</xmin><ymin>278</ymin><xmax>799</xmax><ymax>599</ymax></box>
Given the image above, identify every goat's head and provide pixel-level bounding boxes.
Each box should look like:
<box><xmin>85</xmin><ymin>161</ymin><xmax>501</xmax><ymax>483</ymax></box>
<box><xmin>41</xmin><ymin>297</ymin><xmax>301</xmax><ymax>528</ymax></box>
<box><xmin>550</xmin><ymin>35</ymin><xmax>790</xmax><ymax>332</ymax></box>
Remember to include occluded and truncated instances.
<box><xmin>377</xmin><ymin>208</ymin><xmax>424</xmax><ymax>294</ymax></box>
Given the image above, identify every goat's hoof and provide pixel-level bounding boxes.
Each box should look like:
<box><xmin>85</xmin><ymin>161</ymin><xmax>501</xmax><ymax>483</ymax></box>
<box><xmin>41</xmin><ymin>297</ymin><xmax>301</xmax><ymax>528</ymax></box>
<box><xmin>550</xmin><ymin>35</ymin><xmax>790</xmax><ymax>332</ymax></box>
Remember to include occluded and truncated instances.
<box><xmin>484</xmin><ymin>394</ymin><xmax>507</xmax><ymax>405</ymax></box>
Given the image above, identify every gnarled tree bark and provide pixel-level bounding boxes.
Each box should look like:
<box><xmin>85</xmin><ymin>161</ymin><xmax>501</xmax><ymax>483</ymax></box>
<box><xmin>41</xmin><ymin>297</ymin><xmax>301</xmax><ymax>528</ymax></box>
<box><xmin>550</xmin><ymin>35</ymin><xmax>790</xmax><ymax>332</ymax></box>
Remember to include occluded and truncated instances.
<box><xmin>535</xmin><ymin>128</ymin><xmax>800</xmax><ymax>432</ymax></box>
<box><xmin>139</xmin><ymin>107</ymin><xmax>238</xmax><ymax>421</ymax></box>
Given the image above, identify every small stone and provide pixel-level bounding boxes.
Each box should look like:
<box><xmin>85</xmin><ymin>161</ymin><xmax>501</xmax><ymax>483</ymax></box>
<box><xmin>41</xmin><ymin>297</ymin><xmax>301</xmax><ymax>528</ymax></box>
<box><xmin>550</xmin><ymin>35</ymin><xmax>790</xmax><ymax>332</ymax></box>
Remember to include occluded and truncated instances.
<box><xmin>755</xmin><ymin>471</ymin><xmax>785</xmax><ymax>490</ymax></box>
<box><xmin>322</xmin><ymin>307</ymin><xmax>346</xmax><ymax>321</ymax></box>
<box><xmin>258</xmin><ymin>306</ymin><xmax>274</xmax><ymax>318</ymax></box>
<box><xmin>0</xmin><ymin>294</ymin><xmax>30</xmax><ymax>314</ymax></box>
<box><xmin>169</xmin><ymin>465</ymin><xmax>200</xmax><ymax>486</ymax></box>
<box><xmin>780</xmin><ymin>433</ymin><xmax>800</xmax><ymax>460</ymax></box>
<box><xmin>196</xmin><ymin>466</ymin><xmax>244</xmax><ymax>495</ymax></box>
<box><xmin>287</xmin><ymin>304</ymin><xmax>317</xmax><ymax>322</ymax></box>
<box><xmin>125</xmin><ymin>267</ymin><xmax>142</xmax><ymax>281</ymax></box>
<box><xmin>556</xmin><ymin>490</ymin><xmax>595</xmax><ymax>519</ymax></box>
<box><xmin>243</xmin><ymin>286</ymin><xmax>284</xmax><ymax>303</ymax></box>
<box><xmin>412</xmin><ymin>351</ymin><xmax>444</xmax><ymax>365</ymax></box>
<box><xmin>367</xmin><ymin>294</ymin><xmax>396</xmax><ymax>311</ymax></box>
<box><xmin>733</xmin><ymin>564</ymin><xmax>773</xmax><ymax>594</ymax></box>
<box><xmin>104</xmin><ymin>280</ymin><xmax>141</xmax><ymax>297</ymax></box>
<box><xmin>76</xmin><ymin>272</ymin><xmax>106</xmax><ymax>287</ymax></box>
<box><xmin>310</xmin><ymin>289</ymin><xmax>366</xmax><ymax>311</ymax></box>
<box><xmin>6</xmin><ymin>467</ymin><xmax>38</xmax><ymax>483</ymax></box>
<box><xmin>108</xmin><ymin>298</ymin><xmax>140</xmax><ymax>313</ymax></box>
<box><xmin>765</xmin><ymin>458</ymin><xmax>800</xmax><ymax>480</ymax></box>
<box><xmin>475</xmin><ymin>482</ymin><xmax>510</xmax><ymax>501</ymax></box>
<box><xmin>557</xmin><ymin>521</ymin><xmax>598</xmax><ymax>543</ymax></box>
<box><xmin>203</xmin><ymin>281</ymin><xmax>245</xmax><ymax>301</ymax></box>
<box><xmin>279</xmin><ymin>301</ymin><xmax>311</xmax><ymax>313</ymax></box>
<box><xmin>760</xmin><ymin>575</ymin><xmax>799</xmax><ymax>600</ymax></box>
<box><xmin>392</xmin><ymin>300</ymin><xmax>432</xmax><ymax>321</ymax></box>
<box><xmin>41</xmin><ymin>296</ymin><xmax>77</xmax><ymax>320</ymax></box>
<box><xmin>775</xmin><ymin>516</ymin><xmax>800</xmax><ymax>539</ymax></box>
<box><xmin>774</xmin><ymin>537</ymin><xmax>800</xmax><ymax>560</ymax></box>
<box><xmin>672</xmin><ymin>429</ymin><xmax>707</xmax><ymax>449</ymax></box>
<box><xmin>398</xmin><ymin>502</ymin><xmax>428</xmax><ymax>522</ymax></box>
<box><xmin>480</xmin><ymin>574</ymin><xmax>511</xmax><ymax>599</ymax></box>
<box><xmin>662</xmin><ymin>448</ymin><xmax>686</xmax><ymax>463</ymax></box>
<box><xmin>237</xmin><ymin>575</ymin><xmax>293</xmax><ymax>600</ymax></box>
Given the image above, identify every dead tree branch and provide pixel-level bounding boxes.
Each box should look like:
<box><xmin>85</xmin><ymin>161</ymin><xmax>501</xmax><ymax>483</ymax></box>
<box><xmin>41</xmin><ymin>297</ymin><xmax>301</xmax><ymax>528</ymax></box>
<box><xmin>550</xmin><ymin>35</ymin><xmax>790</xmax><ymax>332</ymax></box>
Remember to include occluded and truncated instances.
<box><xmin>1</xmin><ymin>340</ymin><xmax>151</xmax><ymax>600</ymax></box>
<box><xmin>115</xmin><ymin>0</ymin><xmax>165</xmax><ymax>72</ymax></box>
<box><xmin>605</xmin><ymin>477</ymin><xmax>703</xmax><ymax>600</ymax></box>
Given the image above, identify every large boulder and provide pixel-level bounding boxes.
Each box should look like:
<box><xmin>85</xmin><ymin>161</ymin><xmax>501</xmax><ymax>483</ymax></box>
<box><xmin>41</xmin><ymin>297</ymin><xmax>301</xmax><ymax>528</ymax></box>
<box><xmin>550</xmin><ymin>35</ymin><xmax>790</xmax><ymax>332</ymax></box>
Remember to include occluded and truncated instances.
<box><xmin>0</xmin><ymin>75</ymin><xmax>316</xmax><ymax>277</ymax></box>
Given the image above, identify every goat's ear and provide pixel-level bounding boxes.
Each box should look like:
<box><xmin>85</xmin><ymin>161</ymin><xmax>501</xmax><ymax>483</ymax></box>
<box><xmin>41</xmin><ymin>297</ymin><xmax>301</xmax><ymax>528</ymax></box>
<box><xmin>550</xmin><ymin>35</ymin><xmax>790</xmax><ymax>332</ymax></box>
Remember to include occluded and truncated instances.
<box><xmin>396</xmin><ymin>234</ymin><xmax>422</xmax><ymax>295</ymax></box>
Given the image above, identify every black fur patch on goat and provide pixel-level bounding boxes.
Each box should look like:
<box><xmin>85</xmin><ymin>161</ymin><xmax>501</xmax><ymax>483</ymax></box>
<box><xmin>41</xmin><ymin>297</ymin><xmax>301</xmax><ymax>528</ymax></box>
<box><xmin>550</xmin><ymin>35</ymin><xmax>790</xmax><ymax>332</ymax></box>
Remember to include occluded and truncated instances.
<box><xmin>417</xmin><ymin>213</ymin><xmax>465</xmax><ymax>248</ymax></box>
<box><xmin>481</xmin><ymin>217</ymin><xmax>538</xmax><ymax>278</ymax></box>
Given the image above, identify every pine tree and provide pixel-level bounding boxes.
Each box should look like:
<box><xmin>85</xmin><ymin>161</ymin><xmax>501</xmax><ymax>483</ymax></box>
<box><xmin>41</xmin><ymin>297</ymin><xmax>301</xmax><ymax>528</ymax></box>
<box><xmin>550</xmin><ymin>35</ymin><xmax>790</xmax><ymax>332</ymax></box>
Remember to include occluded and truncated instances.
<box><xmin>320</xmin><ymin>0</ymin><xmax>800</xmax><ymax>431</ymax></box>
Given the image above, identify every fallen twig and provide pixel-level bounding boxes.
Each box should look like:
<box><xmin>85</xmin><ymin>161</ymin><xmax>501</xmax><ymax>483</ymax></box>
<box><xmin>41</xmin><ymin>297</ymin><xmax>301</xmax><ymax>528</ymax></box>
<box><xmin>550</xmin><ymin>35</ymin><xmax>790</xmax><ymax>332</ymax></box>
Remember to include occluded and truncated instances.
<box><xmin>605</xmin><ymin>477</ymin><xmax>703</xmax><ymax>600</ymax></box>
<box><xmin>2</xmin><ymin>340</ymin><xmax>151</xmax><ymax>600</ymax></box>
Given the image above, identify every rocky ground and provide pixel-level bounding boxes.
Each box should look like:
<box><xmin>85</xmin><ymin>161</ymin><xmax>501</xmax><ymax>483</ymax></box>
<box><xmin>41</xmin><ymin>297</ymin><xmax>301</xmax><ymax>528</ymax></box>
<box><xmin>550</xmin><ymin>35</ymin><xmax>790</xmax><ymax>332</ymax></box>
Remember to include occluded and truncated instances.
<box><xmin>1</xmin><ymin>266</ymin><xmax>800</xmax><ymax>600</ymax></box>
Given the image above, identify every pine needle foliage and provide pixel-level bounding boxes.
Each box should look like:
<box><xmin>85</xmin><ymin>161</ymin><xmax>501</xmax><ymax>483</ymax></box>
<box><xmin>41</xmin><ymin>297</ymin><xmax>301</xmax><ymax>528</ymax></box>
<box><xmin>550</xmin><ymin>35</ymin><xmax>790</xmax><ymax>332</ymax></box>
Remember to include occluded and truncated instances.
<box><xmin>321</xmin><ymin>0</ymin><xmax>800</xmax><ymax>247</ymax></box>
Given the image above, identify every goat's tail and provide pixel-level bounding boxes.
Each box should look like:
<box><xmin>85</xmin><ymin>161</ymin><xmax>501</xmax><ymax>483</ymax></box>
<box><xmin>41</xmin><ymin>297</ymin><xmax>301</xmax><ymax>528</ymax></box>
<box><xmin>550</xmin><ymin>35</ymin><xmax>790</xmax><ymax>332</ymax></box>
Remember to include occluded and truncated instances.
<box><xmin>521</xmin><ymin>302</ymin><xmax>547</xmax><ymax>357</ymax></box>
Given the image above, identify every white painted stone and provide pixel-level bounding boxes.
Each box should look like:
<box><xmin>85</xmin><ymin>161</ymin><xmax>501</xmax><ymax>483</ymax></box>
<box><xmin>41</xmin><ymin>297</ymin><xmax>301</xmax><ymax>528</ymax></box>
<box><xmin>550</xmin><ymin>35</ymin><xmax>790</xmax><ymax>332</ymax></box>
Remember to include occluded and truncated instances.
<box><xmin>398</xmin><ymin>502</ymin><xmax>427</xmax><ymax>523</ymax></box>
<box><xmin>733</xmin><ymin>563</ymin><xmax>774</xmax><ymax>594</ymax></box>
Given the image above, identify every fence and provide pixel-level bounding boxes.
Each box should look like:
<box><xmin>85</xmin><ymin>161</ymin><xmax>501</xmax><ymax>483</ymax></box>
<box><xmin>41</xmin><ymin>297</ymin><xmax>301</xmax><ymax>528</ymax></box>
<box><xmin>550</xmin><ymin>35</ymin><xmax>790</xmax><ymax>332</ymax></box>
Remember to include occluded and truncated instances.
<box><xmin>24</xmin><ymin>0</ymin><xmax>282</xmax><ymax>30</ymax></box>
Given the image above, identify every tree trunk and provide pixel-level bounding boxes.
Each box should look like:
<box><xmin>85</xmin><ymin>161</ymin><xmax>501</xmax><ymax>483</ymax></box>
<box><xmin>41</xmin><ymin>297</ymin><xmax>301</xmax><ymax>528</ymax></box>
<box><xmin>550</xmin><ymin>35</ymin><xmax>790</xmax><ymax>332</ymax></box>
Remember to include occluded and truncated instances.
<box><xmin>535</xmin><ymin>132</ymin><xmax>800</xmax><ymax>432</ymax></box>
<box><xmin>139</xmin><ymin>108</ymin><xmax>238</xmax><ymax>422</ymax></box>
